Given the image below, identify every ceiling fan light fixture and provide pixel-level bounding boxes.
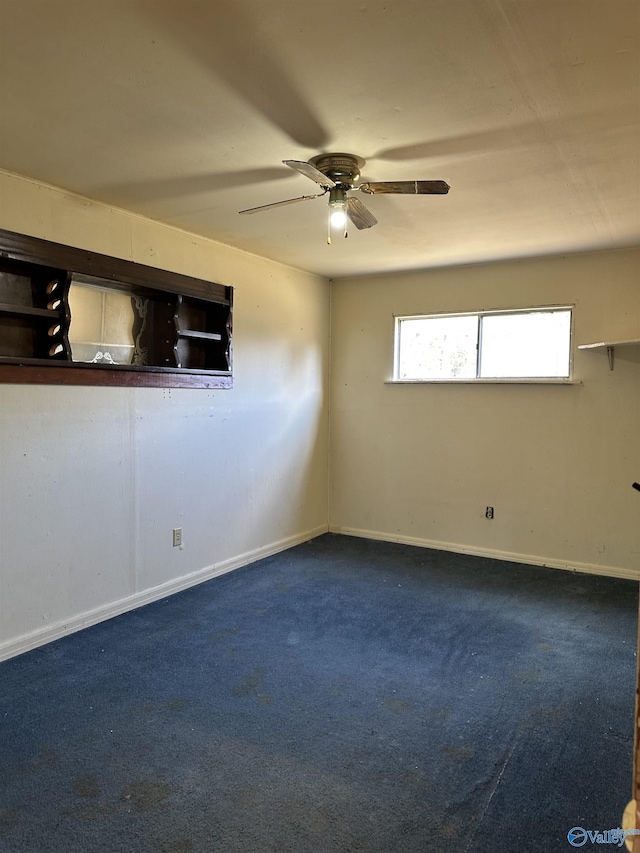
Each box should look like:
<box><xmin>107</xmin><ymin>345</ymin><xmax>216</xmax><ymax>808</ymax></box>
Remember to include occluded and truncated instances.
<box><xmin>328</xmin><ymin>188</ymin><xmax>348</xmax><ymax>243</ymax></box>
<box><xmin>330</xmin><ymin>203</ymin><xmax>347</xmax><ymax>228</ymax></box>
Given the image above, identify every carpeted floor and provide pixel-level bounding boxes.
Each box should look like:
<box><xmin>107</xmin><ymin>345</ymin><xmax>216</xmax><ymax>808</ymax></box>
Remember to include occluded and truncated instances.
<box><xmin>0</xmin><ymin>534</ymin><xmax>637</xmax><ymax>852</ymax></box>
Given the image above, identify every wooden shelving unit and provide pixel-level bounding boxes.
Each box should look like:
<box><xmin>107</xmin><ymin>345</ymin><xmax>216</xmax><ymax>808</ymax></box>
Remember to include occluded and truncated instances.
<box><xmin>0</xmin><ymin>260</ymin><xmax>71</xmax><ymax>362</ymax></box>
<box><xmin>174</xmin><ymin>294</ymin><xmax>230</xmax><ymax>372</ymax></box>
<box><xmin>0</xmin><ymin>228</ymin><xmax>233</xmax><ymax>387</ymax></box>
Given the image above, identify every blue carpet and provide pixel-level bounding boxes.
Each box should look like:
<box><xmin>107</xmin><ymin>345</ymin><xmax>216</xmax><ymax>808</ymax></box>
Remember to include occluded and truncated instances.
<box><xmin>0</xmin><ymin>534</ymin><xmax>636</xmax><ymax>852</ymax></box>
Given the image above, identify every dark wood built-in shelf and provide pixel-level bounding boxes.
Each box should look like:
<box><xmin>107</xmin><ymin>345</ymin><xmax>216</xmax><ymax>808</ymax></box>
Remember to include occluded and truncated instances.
<box><xmin>0</xmin><ymin>302</ymin><xmax>61</xmax><ymax>319</ymax></box>
<box><xmin>0</xmin><ymin>229</ymin><xmax>233</xmax><ymax>388</ymax></box>
<box><xmin>177</xmin><ymin>330</ymin><xmax>223</xmax><ymax>342</ymax></box>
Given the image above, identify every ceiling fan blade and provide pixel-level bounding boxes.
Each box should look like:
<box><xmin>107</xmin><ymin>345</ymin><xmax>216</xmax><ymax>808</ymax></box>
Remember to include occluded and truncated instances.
<box><xmin>239</xmin><ymin>192</ymin><xmax>325</xmax><ymax>215</ymax></box>
<box><xmin>283</xmin><ymin>160</ymin><xmax>336</xmax><ymax>188</ymax></box>
<box><xmin>347</xmin><ymin>197</ymin><xmax>378</xmax><ymax>230</ymax></box>
<box><xmin>359</xmin><ymin>180</ymin><xmax>450</xmax><ymax>195</ymax></box>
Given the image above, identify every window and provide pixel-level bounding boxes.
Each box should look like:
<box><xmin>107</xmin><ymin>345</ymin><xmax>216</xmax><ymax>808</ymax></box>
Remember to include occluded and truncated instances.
<box><xmin>394</xmin><ymin>307</ymin><xmax>572</xmax><ymax>381</ymax></box>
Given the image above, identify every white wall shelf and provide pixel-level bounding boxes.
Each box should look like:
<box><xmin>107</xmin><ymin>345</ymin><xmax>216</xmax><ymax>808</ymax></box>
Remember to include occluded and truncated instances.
<box><xmin>578</xmin><ymin>338</ymin><xmax>640</xmax><ymax>370</ymax></box>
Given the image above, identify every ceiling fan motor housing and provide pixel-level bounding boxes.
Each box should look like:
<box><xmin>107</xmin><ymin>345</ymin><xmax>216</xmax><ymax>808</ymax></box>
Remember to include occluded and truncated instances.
<box><xmin>310</xmin><ymin>153</ymin><xmax>365</xmax><ymax>187</ymax></box>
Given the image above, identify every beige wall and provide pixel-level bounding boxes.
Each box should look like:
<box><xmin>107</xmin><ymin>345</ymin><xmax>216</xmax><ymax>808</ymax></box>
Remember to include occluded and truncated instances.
<box><xmin>0</xmin><ymin>170</ymin><xmax>329</xmax><ymax>659</ymax></box>
<box><xmin>329</xmin><ymin>249</ymin><xmax>640</xmax><ymax>577</ymax></box>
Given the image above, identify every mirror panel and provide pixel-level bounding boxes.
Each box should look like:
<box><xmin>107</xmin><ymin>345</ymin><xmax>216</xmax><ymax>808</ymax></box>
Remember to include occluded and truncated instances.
<box><xmin>68</xmin><ymin>282</ymin><xmax>139</xmax><ymax>365</ymax></box>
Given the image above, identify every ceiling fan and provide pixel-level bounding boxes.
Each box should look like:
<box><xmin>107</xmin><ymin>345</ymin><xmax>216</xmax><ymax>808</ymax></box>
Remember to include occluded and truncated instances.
<box><xmin>239</xmin><ymin>153</ymin><xmax>450</xmax><ymax>243</ymax></box>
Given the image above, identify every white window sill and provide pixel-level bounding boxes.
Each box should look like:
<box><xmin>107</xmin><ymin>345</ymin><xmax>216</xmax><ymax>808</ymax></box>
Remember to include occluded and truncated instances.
<box><xmin>386</xmin><ymin>378</ymin><xmax>581</xmax><ymax>385</ymax></box>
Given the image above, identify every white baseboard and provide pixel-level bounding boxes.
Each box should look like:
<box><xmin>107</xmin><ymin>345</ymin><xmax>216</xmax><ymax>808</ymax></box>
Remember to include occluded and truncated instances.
<box><xmin>328</xmin><ymin>524</ymin><xmax>640</xmax><ymax>582</ymax></box>
<box><xmin>0</xmin><ymin>524</ymin><xmax>328</xmax><ymax>663</ymax></box>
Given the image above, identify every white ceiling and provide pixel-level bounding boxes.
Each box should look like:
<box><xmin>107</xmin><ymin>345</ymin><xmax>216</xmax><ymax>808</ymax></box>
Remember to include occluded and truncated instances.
<box><xmin>0</xmin><ymin>0</ymin><xmax>638</xmax><ymax>278</ymax></box>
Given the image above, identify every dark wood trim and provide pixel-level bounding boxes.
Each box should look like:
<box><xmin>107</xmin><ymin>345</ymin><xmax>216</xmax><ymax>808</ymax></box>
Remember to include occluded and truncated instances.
<box><xmin>0</xmin><ymin>363</ymin><xmax>233</xmax><ymax>389</ymax></box>
<box><xmin>0</xmin><ymin>228</ymin><xmax>231</xmax><ymax>304</ymax></box>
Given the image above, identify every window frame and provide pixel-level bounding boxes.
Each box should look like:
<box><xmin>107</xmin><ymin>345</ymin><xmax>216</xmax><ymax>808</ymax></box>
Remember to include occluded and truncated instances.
<box><xmin>392</xmin><ymin>305</ymin><xmax>575</xmax><ymax>384</ymax></box>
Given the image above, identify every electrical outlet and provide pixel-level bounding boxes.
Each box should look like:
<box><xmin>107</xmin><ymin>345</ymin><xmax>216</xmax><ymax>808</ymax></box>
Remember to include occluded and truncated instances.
<box><xmin>485</xmin><ymin>506</ymin><xmax>494</xmax><ymax>519</ymax></box>
<box><xmin>172</xmin><ymin>527</ymin><xmax>183</xmax><ymax>547</ymax></box>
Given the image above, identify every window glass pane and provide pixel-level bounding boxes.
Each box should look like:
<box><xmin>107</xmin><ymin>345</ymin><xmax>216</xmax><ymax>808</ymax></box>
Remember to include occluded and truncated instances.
<box><xmin>397</xmin><ymin>315</ymin><xmax>478</xmax><ymax>379</ymax></box>
<box><xmin>479</xmin><ymin>310</ymin><xmax>571</xmax><ymax>378</ymax></box>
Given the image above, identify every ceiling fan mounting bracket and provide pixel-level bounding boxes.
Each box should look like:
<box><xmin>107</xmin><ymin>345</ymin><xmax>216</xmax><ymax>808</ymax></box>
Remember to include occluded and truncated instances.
<box><xmin>309</xmin><ymin>153</ymin><xmax>365</xmax><ymax>187</ymax></box>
